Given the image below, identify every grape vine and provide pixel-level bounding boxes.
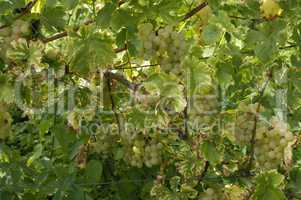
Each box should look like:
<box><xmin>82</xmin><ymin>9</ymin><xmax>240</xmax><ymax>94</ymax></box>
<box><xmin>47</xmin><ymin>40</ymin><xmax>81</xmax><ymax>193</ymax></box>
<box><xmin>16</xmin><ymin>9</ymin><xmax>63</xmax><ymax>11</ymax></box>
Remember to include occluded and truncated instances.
<box><xmin>0</xmin><ymin>0</ymin><xmax>300</xmax><ymax>200</ymax></box>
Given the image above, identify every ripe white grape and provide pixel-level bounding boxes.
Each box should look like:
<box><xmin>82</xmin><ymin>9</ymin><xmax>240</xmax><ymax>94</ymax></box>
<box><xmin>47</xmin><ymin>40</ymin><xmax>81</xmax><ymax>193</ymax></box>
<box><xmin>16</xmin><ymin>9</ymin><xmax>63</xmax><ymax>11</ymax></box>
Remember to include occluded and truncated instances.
<box><xmin>254</xmin><ymin>117</ymin><xmax>295</xmax><ymax>169</ymax></box>
<box><xmin>234</xmin><ymin>103</ymin><xmax>263</xmax><ymax>145</ymax></box>
<box><xmin>123</xmin><ymin>134</ymin><xmax>162</xmax><ymax>168</ymax></box>
<box><xmin>137</xmin><ymin>23</ymin><xmax>187</xmax><ymax>74</ymax></box>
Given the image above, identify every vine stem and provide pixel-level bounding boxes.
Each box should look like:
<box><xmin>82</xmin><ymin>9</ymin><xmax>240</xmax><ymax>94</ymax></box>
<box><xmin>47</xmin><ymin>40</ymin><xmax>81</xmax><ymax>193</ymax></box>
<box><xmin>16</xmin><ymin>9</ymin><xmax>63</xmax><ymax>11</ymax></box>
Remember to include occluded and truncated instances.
<box><xmin>41</xmin><ymin>19</ymin><xmax>94</xmax><ymax>43</ymax></box>
<box><xmin>50</xmin><ymin>77</ymin><xmax>58</xmax><ymax>159</ymax></box>
<box><xmin>183</xmin><ymin>2</ymin><xmax>208</xmax><ymax>20</ymax></box>
<box><xmin>247</xmin><ymin>70</ymin><xmax>273</xmax><ymax>170</ymax></box>
<box><xmin>197</xmin><ymin>161</ymin><xmax>209</xmax><ymax>184</ymax></box>
<box><xmin>104</xmin><ymin>71</ymin><xmax>122</xmax><ymax>135</ymax></box>
<box><xmin>115</xmin><ymin>63</ymin><xmax>159</xmax><ymax>70</ymax></box>
<box><xmin>183</xmin><ymin>102</ymin><xmax>189</xmax><ymax>140</ymax></box>
<box><xmin>105</xmin><ymin>71</ymin><xmax>139</xmax><ymax>91</ymax></box>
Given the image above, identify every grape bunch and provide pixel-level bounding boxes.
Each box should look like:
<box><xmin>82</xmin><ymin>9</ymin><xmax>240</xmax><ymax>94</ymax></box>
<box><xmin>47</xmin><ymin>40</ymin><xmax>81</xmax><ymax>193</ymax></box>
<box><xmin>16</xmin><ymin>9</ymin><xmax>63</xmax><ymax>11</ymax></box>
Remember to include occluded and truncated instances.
<box><xmin>144</xmin><ymin>142</ymin><xmax>163</xmax><ymax>168</ymax></box>
<box><xmin>124</xmin><ymin>134</ymin><xmax>163</xmax><ymax>168</ymax></box>
<box><xmin>234</xmin><ymin>103</ymin><xmax>261</xmax><ymax>145</ymax></box>
<box><xmin>138</xmin><ymin>23</ymin><xmax>187</xmax><ymax>73</ymax></box>
<box><xmin>254</xmin><ymin>117</ymin><xmax>295</xmax><ymax>169</ymax></box>
<box><xmin>91</xmin><ymin>124</ymin><xmax>119</xmax><ymax>155</ymax></box>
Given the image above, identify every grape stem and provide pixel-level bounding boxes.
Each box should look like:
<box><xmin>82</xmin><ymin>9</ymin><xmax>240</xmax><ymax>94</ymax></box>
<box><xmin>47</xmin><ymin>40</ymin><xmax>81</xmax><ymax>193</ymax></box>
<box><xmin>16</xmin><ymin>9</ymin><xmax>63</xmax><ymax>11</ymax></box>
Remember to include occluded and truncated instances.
<box><xmin>115</xmin><ymin>63</ymin><xmax>160</xmax><ymax>70</ymax></box>
<box><xmin>197</xmin><ymin>161</ymin><xmax>210</xmax><ymax>184</ymax></box>
<box><xmin>183</xmin><ymin>91</ymin><xmax>189</xmax><ymax>140</ymax></box>
<box><xmin>247</xmin><ymin>70</ymin><xmax>273</xmax><ymax>171</ymax></box>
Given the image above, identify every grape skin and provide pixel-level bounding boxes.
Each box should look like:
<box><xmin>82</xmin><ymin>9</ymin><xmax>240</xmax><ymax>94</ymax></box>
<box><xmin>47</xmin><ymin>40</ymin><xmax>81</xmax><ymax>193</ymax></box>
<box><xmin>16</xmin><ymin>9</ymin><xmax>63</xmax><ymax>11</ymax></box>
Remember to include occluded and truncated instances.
<box><xmin>138</xmin><ymin>23</ymin><xmax>187</xmax><ymax>73</ymax></box>
<box><xmin>254</xmin><ymin>118</ymin><xmax>295</xmax><ymax>169</ymax></box>
<box><xmin>124</xmin><ymin>134</ymin><xmax>163</xmax><ymax>168</ymax></box>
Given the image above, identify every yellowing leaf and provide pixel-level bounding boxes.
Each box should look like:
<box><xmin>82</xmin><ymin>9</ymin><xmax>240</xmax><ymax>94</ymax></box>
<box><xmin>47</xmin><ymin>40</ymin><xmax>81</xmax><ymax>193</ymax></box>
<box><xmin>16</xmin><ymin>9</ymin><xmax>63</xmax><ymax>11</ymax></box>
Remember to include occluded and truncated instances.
<box><xmin>260</xmin><ymin>0</ymin><xmax>283</xmax><ymax>20</ymax></box>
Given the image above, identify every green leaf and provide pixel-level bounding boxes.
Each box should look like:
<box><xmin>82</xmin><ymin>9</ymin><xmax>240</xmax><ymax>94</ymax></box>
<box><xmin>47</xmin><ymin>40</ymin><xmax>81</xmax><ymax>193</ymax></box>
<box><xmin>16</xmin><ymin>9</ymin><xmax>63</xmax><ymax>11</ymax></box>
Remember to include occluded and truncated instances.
<box><xmin>62</xmin><ymin>0</ymin><xmax>78</xmax><ymax>10</ymax></box>
<box><xmin>69</xmin><ymin>187</ymin><xmax>85</xmax><ymax>200</ymax></box>
<box><xmin>27</xmin><ymin>144</ymin><xmax>43</xmax><ymax>166</ymax></box>
<box><xmin>201</xmin><ymin>141</ymin><xmax>221</xmax><ymax>165</ymax></box>
<box><xmin>53</xmin><ymin>123</ymin><xmax>77</xmax><ymax>154</ymax></box>
<box><xmin>293</xmin><ymin>144</ymin><xmax>301</xmax><ymax>163</ymax></box>
<box><xmin>256</xmin><ymin>170</ymin><xmax>284</xmax><ymax>187</ymax></box>
<box><xmin>6</xmin><ymin>39</ymin><xmax>45</xmax><ymax>66</ymax></box>
<box><xmin>287</xmin><ymin>167</ymin><xmax>301</xmax><ymax>198</ymax></box>
<box><xmin>71</xmin><ymin>34</ymin><xmax>115</xmax><ymax>74</ymax></box>
<box><xmin>111</xmin><ymin>9</ymin><xmax>140</xmax><ymax>31</ymax></box>
<box><xmin>202</xmin><ymin>24</ymin><xmax>222</xmax><ymax>44</ymax></box>
<box><xmin>254</xmin><ymin>171</ymin><xmax>287</xmax><ymax>200</ymax></box>
<box><xmin>38</xmin><ymin>119</ymin><xmax>52</xmax><ymax>140</ymax></box>
<box><xmin>216</xmin><ymin>62</ymin><xmax>233</xmax><ymax>85</ymax></box>
<box><xmin>257</xmin><ymin>187</ymin><xmax>287</xmax><ymax>200</ymax></box>
<box><xmin>0</xmin><ymin>75</ymin><xmax>14</xmax><ymax>104</ymax></box>
<box><xmin>41</xmin><ymin>6</ymin><xmax>66</xmax><ymax>30</ymax></box>
<box><xmin>84</xmin><ymin>160</ymin><xmax>103</xmax><ymax>183</ymax></box>
<box><xmin>254</xmin><ymin>39</ymin><xmax>277</xmax><ymax>62</ymax></box>
<box><xmin>116</xmin><ymin>28</ymin><xmax>127</xmax><ymax>48</ymax></box>
<box><xmin>96</xmin><ymin>1</ymin><xmax>117</xmax><ymax>28</ymax></box>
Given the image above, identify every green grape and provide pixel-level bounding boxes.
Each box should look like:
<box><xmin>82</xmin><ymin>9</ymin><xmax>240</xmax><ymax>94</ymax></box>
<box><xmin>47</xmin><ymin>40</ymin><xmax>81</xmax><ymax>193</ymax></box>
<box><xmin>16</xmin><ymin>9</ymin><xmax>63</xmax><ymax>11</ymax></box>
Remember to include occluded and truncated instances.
<box><xmin>234</xmin><ymin>103</ymin><xmax>262</xmax><ymax>145</ymax></box>
<box><xmin>124</xmin><ymin>134</ymin><xmax>162</xmax><ymax>168</ymax></box>
<box><xmin>137</xmin><ymin>23</ymin><xmax>187</xmax><ymax>74</ymax></box>
<box><xmin>91</xmin><ymin>125</ymin><xmax>119</xmax><ymax>155</ymax></box>
<box><xmin>254</xmin><ymin>117</ymin><xmax>295</xmax><ymax>169</ymax></box>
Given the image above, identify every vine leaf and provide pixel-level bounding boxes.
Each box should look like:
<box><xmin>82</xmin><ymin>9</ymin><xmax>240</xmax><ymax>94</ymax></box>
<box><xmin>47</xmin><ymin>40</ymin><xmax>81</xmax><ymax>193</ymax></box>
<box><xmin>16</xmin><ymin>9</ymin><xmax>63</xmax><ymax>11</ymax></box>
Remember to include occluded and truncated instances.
<box><xmin>71</xmin><ymin>34</ymin><xmax>115</xmax><ymax>74</ymax></box>
<box><xmin>253</xmin><ymin>170</ymin><xmax>286</xmax><ymax>200</ymax></box>
<box><xmin>96</xmin><ymin>1</ymin><xmax>117</xmax><ymax>28</ymax></box>
<box><xmin>84</xmin><ymin>160</ymin><xmax>103</xmax><ymax>183</ymax></box>
<box><xmin>202</xmin><ymin>24</ymin><xmax>222</xmax><ymax>44</ymax></box>
<box><xmin>201</xmin><ymin>140</ymin><xmax>221</xmax><ymax>166</ymax></box>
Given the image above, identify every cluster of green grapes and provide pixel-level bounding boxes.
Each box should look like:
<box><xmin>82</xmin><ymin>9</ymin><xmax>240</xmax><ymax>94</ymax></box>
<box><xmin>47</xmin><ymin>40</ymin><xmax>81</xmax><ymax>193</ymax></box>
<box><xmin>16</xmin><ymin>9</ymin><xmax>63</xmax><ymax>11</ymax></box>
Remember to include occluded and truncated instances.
<box><xmin>234</xmin><ymin>103</ymin><xmax>260</xmax><ymax>145</ymax></box>
<box><xmin>124</xmin><ymin>135</ymin><xmax>163</xmax><ymax>168</ymax></box>
<box><xmin>90</xmin><ymin>124</ymin><xmax>119</xmax><ymax>155</ymax></box>
<box><xmin>254</xmin><ymin>117</ymin><xmax>295</xmax><ymax>169</ymax></box>
<box><xmin>138</xmin><ymin>23</ymin><xmax>186</xmax><ymax>72</ymax></box>
<box><xmin>0</xmin><ymin>19</ymin><xmax>30</xmax><ymax>59</ymax></box>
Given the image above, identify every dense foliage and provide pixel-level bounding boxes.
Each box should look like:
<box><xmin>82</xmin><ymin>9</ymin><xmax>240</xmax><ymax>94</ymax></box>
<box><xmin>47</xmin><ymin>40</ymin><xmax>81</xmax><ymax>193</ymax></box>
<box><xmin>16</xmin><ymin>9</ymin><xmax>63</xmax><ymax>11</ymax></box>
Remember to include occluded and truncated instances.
<box><xmin>0</xmin><ymin>0</ymin><xmax>301</xmax><ymax>199</ymax></box>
